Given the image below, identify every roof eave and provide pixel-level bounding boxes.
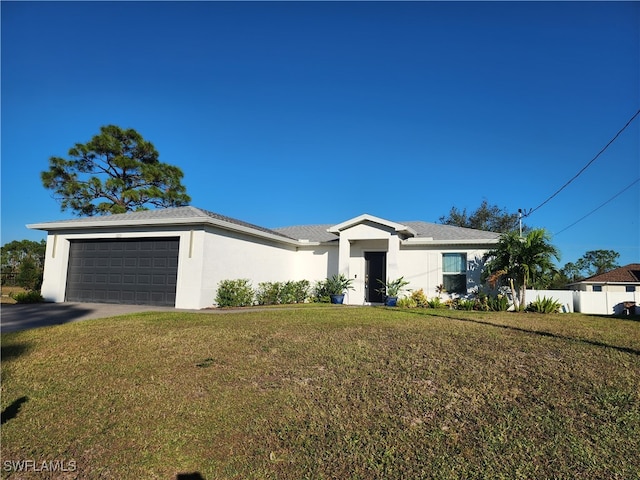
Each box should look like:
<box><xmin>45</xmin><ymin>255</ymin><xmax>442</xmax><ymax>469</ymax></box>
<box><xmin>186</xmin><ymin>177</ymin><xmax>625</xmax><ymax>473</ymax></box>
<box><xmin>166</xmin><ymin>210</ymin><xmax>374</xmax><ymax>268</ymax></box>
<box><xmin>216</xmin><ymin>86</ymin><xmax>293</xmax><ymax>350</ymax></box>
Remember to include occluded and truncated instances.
<box><xmin>27</xmin><ymin>216</ymin><xmax>303</xmax><ymax>246</ymax></box>
<box><xmin>327</xmin><ymin>213</ymin><xmax>416</xmax><ymax>237</ymax></box>
<box><xmin>402</xmin><ymin>238</ymin><xmax>500</xmax><ymax>246</ymax></box>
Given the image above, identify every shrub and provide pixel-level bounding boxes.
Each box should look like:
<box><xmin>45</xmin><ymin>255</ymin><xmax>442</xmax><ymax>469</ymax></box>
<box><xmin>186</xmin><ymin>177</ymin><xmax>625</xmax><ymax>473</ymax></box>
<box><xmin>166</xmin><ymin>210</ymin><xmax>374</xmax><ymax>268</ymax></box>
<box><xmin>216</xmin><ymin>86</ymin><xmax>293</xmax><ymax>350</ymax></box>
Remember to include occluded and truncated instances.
<box><xmin>457</xmin><ymin>299</ymin><xmax>477</xmax><ymax>311</ymax></box>
<box><xmin>256</xmin><ymin>282</ymin><xmax>282</xmax><ymax>305</ymax></box>
<box><xmin>324</xmin><ymin>274</ymin><xmax>354</xmax><ymax>295</ymax></box>
<box><xmin>10</xmin><ymin>290</ymin><xmax>44</xmax><ymax>304</ymax></box>
<box><xmin>281</xmin><ymin>280</ymin><xmax>310</xmax><ymax>304</ymax></box>
<box><xmin>410</xmin><ymin>289</ymin><xmax>429</xmax><ymax>308</ymax></box>
<box><xmin>487</xmin><ymin>294</ymin><xmax>511</xmax><ymax>311</ymax></box>
<box><xmin>256</xmin><ymin>280</ymin><xmax>311</xmax><ymax>305</ymax></box>
<box><xmin>312</xmin><ymin>280</ymin><xmax>331</xmax><ymax>303</ymax></box>
<box><xmin>527</xmin><ymin>296</ymin><xmax>562</xmax><ymax>314</ymax></box>
<box><xmin>396</xmin><ymin>297</ymin><xmax>418</xmax><ymax>308</ymax></box>
<box><xmin>427</xmin><ymin>297</ymin><xmax>445</xmax><ymax>309</ymax></box>
<box><xmin>215</xmin><ymin>279</ymin><xmax>254</xmax><ymax>307</ymax></box>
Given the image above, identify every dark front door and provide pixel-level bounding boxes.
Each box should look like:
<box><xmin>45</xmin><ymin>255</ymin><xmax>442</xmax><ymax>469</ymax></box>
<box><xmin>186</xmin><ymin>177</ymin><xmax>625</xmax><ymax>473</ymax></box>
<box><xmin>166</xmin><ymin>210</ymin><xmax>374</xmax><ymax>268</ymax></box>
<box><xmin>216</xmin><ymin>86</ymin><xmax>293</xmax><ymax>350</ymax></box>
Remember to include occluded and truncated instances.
<box><xmin>365</xmin><ymin>252</ymin><xmax>386</xmax><ymax>303</ymax></box>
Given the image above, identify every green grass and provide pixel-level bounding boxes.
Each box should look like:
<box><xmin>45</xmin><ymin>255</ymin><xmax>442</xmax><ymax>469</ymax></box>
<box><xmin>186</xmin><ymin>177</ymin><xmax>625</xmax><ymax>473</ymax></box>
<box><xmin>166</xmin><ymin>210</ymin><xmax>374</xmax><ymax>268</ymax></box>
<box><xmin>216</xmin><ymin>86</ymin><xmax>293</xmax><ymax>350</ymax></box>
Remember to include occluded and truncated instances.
<box><xmin>2</xmin><ymin>307</ymin><xmax>639</xmax><ymax>479</ymax></box>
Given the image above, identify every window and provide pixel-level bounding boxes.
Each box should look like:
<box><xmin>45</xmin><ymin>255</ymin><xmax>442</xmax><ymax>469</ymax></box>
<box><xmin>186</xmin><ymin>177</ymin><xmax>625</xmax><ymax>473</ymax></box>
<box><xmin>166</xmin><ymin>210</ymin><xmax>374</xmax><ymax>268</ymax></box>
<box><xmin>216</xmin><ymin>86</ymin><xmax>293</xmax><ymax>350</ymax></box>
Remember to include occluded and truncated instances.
<box><xmin>593</xmin><ymin>285</ymin><xmax>602</xmax><ymax>292</ymax></box>
<box><xmin>443</xmin><ymin>253</ymin><xmax>467</xmax><ymax>294</ymax></box>
<box><xmin>626</xmin><ymin>285</ymin><xmax>636</xmax><ymax>293</ymax></box>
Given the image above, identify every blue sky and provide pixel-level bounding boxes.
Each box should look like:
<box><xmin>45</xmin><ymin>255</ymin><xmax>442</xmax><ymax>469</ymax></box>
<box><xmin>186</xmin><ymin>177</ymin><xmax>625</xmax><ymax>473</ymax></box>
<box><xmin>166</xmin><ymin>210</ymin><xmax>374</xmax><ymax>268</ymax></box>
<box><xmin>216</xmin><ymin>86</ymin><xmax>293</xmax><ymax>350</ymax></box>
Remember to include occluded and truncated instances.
<box><xmin>2</xmin><ymin>1</ymin><xmax>639</xmax><ymax>267</ymax></box>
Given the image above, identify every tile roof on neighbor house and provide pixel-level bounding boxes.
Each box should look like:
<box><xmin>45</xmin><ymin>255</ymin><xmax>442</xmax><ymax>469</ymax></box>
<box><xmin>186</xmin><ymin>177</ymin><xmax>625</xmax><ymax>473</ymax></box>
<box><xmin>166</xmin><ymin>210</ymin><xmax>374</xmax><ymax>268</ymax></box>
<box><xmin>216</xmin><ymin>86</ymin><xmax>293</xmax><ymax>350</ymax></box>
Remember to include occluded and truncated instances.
<box><xmin>574</xmin><ymin>264</ymin><xmax>640</xmax><ymax>284</ymax></box>
<box><xmin>29</xmin><ymin>206</ymin><xmax>501</xmax><ymax>243</ymax></box>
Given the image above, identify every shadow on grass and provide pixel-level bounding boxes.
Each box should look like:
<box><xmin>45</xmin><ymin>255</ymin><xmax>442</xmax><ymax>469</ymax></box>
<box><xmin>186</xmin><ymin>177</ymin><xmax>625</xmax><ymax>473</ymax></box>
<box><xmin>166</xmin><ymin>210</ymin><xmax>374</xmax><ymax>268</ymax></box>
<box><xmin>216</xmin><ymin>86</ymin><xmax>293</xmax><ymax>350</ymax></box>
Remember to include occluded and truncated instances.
<box><xmin>175</xmin><ymin>473</ymin><xmax>205</xmax><ymax>480</ymax></box>
<box><xmin>1</xmin><ymin>396</ymin><xmax>28</xmax><ymax>425</ymax></box>
<box><xmin>1</xmin><ymin>342</ymin><xmax>31</xmax><ymax>360</ymax></box>
<box><xmin>589</xmin><ymin>313</ymin><xmax>640</xmax><ymax>322</ymax></box>
<box><xmin>395</xmin><ymin>309</ymin><xmax>640</xmax><ymax>356</ymax></box>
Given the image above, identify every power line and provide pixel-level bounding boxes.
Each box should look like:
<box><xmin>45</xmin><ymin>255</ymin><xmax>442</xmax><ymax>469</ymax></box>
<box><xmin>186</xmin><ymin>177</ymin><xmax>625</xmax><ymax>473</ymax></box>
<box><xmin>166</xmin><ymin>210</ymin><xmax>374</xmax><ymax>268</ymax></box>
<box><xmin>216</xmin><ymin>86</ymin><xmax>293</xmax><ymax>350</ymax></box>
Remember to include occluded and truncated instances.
<box><xmin>554</xmin><ymin>177</ymin><xmax>640</xmax><ymax>236</ymax></box>
<box><xmin>526</xmin><ymin>108</ymin><xmax>640</xmax><ymax>217</ymax></box>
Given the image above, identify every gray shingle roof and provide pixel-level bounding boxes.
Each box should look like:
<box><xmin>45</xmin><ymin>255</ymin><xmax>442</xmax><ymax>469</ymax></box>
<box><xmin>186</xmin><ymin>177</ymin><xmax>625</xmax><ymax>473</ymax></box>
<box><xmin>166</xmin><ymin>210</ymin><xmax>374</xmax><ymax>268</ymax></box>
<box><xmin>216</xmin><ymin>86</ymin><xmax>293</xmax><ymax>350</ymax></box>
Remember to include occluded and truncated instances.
<box><xmin>273</xmin><ymin>221</ymin><xmax>501</xmax><ymax>242</ymax></box>
<box><xmin>31</xmin><ymin>207</ymin><xmax>501</xmax><ymax>243</ymax></box>
<box><xmin>30</xmin><ymin>206</ymin><xmax>297</xmax><ymax>240</ymax></box>
<box><xmin>273</xmin><ymin>224</ymin><xmax>338</xmax><ymax>243</ymax></box>
<box><xmin>403</xmin><ymin>221</ymin><xmax>501</xmax><ymax>241</ymax></box>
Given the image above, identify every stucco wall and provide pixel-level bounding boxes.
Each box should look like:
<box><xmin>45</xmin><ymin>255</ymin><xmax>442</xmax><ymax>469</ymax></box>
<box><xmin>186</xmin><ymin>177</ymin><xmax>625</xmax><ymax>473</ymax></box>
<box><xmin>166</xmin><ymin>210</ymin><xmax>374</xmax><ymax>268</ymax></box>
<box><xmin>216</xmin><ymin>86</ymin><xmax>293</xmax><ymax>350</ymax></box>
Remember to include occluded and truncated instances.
<box><xmin>293</xmin><ymin>244</ymin><xmax>338</xmax><ymax>282</ymax></box>
<box><xmin>200</xmin><ymin>226</ymin><xmax>299</xmax><ymax>307</ymax></box>
<box><xmin>398</xmin><ymin>246</ymin><xmax>488</xmax><ymax>298</ymax></box>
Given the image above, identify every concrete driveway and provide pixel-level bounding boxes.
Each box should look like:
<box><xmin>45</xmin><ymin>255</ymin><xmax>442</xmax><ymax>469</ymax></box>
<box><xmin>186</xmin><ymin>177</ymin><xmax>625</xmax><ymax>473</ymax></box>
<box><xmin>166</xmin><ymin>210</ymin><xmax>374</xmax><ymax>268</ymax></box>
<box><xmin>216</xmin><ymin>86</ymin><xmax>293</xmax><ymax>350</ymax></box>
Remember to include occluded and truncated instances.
<box><xmin>0</xmin><ymin>302</ymin><xmax>202</xmax><ymax>333</ymax></box>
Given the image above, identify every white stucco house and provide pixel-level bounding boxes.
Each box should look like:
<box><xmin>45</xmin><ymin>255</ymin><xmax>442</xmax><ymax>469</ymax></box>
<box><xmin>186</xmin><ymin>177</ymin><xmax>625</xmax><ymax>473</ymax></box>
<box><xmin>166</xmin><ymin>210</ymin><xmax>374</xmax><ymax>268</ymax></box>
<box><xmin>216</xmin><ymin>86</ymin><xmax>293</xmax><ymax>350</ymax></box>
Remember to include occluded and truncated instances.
<box><xmin>28</xmin><ymin>206</ymin><xmax>501</xmax><ymax>309</ymax></box>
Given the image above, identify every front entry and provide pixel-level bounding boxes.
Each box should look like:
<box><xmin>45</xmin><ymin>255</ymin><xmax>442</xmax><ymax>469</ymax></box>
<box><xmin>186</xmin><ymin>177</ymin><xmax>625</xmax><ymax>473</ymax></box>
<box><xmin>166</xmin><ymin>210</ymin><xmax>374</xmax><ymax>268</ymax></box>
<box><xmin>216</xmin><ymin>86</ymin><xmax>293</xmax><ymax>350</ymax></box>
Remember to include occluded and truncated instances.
<box><xmin>365</xmin><ymin>252</ymin><xmax>386</xmax><ymax>303</ymax></box>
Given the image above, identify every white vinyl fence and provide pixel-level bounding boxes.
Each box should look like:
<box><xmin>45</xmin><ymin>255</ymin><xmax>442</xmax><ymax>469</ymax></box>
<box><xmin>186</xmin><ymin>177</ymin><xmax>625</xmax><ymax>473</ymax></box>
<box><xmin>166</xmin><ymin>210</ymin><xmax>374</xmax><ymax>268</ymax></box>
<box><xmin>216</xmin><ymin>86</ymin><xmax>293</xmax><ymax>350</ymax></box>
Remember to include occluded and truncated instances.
<box><xmin>572</xmin><ymin>290</ymin><xmax>640</xmax><ymax>315</ymax></box>
<box><xmin>526</xmin><ymin>290</ymin><xmax>575</xmax><ymax>313</ymax></box>
<box><xmin>527</xmin><ymin>289</ymin><xmax>639</xmax><ymax>315</ymax></box>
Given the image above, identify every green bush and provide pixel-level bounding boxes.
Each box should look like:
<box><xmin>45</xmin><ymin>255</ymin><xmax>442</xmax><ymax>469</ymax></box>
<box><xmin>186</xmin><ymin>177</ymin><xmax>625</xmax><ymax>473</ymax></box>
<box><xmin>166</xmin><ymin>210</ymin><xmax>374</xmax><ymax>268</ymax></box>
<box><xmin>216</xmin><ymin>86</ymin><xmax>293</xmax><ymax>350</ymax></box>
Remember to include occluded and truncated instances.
<box><xmin>283</xmin><ymin>280</ymin><xmax>310</xmax><ymax>304</ymax></box>
<box><xmin>426</xmin><ymin>297</ymin><xmax>445</xmax><ymax>309</ymax></box>
<box><xmin>256</xmin><ymin>282</ymin><xmax>282</xmax><ymax>305</ymax></box>
<box><xmin>312</xmin><ymin>279</ymin><xmax>332</xmax><ymax>303</ymax></box>
<box><xmin>11</xmin><ymin>290</ymin><xmax>44</xmax><ymax>304</ymax></box>
<box><xmin>215</xmin><ymin>279</ymin><xmax>254</xmax><ymax>307</ymax></box>
<box><xmin>410</xmin><ymin>289</ymin><xmax>428</xmax><ymax>308</ymax></box>
<box><xmin>527</xmin><ymin>296</ymin><xmax>562</xmax><ymax>314</ymax></box>
<box><xmin>457</xmin><ymin>299</ymin><xmax>477</xmax><ymax>311</ymax></box>
<box><xmin>487</xmin><ymin>294</ymin><xmax>511</xmax><ymax>311</ymax></box>
<box><xmin>255</xmin><ymin>280</ymin><xmax>310</xmax><ymax>305</ymax></box>
<box><xmin>396</xmin><ymin>297</ymin><xmax>418</xmax><ymax>308</ymax></box>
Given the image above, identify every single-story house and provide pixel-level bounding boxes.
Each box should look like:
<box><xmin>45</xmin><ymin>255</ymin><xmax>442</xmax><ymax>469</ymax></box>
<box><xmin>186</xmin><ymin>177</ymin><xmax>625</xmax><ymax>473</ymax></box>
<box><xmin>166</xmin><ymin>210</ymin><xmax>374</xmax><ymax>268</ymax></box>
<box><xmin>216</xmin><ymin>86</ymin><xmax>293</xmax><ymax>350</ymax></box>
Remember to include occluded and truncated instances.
<box><xmin>28</xmin><ymin>206</ymin><xmax>501</xmax><ymax>309</ymax></box>
<box><xmin>567</xmin><ymin>264</ymin><xmax>640</xmax><ymax>293</ymax></box>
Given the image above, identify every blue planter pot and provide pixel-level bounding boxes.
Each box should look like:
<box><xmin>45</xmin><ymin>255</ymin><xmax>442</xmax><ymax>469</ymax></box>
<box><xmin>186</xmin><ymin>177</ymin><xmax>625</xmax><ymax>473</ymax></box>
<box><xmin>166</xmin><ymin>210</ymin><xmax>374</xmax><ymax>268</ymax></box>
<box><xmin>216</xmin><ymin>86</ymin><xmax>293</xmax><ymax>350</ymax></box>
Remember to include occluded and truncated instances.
<box><xmin>385</xmin><ymin>296</ymin><xmax>398</xmax><ymax>307</ymax></box>
<box><xmin>330</xmin><ymin>294</ymin><xmax>345</xmax><ymax>304</ymax></box>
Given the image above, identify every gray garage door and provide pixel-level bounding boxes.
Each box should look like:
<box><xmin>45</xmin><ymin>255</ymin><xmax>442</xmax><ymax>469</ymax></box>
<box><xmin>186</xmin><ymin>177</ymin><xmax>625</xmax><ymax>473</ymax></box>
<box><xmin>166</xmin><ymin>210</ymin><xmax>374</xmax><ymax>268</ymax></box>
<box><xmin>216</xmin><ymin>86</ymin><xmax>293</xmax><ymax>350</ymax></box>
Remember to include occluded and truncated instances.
<box><xmin>66</xmin><ymin>238</ymin><xmax>179</xmax><ymax>306</ymax></box>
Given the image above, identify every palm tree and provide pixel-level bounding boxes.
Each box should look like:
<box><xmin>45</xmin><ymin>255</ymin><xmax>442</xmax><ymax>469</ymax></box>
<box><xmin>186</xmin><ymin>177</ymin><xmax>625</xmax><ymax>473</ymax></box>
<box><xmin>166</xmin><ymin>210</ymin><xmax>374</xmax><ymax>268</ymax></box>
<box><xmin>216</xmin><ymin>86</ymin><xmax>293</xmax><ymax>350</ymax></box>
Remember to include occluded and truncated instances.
<box><xmin>483</xmin><ymin>229</ymin><xmax>560</xmax><ymax>311</ymax></box>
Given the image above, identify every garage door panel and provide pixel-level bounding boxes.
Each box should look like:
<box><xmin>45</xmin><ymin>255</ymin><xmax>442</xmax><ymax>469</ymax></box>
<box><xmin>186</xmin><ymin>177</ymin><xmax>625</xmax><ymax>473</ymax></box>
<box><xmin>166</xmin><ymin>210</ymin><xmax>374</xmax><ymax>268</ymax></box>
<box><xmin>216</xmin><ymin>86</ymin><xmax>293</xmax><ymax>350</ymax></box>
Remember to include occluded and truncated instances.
<box><xmin>66</xmin><ymin>238</ymin><xmax>179</xmax><ymax>306</ymax></box>
<box><xmin>124</xmin><ymin>257</ymin><xmax>138</xmax><ymax>268</ymax></box>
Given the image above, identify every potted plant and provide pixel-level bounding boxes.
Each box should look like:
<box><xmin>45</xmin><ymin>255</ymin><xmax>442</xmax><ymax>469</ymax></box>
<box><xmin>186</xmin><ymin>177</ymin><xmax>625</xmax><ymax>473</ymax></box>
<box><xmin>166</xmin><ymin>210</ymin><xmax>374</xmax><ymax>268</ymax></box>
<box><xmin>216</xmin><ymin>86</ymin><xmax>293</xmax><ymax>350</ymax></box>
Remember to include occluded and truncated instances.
<box><xmin>325</xmin><ymin>274</ymin><xmax>354</xmax><ymax>304</ymax></box>
<box><xmin>377</xmin><ymin>277</ymin><xmax>410</xmax><ymax>307</ymax></box>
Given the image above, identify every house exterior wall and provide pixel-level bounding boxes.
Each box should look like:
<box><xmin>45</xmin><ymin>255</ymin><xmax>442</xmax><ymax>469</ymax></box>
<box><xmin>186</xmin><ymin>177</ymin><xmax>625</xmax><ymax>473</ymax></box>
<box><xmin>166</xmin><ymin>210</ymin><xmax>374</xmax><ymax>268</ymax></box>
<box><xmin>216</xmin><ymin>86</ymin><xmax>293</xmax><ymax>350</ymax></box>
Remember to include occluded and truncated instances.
<box><xmin>200</xmin><ymin>225</ymin><xmax>299</xmax><ymax>307</ymax></box>
<box><xmin>398</xmin><ymin>246</ymin><xmax>489</xmax><ymax>298</ymax></box>
<box><xmin>293</xmin><ymin>244</ymin><xmax>338</xmax><ymax>282</ymax></box>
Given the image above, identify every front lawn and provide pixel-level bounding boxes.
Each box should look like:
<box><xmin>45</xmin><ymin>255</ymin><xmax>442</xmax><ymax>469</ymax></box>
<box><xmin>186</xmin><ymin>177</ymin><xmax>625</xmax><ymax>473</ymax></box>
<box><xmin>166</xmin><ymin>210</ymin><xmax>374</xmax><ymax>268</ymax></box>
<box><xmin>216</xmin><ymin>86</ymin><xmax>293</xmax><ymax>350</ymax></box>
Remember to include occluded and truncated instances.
<box><xmin>2</xmin><ymin>307</ymin><xmax>639</xmax><ymax>479</ymax></box>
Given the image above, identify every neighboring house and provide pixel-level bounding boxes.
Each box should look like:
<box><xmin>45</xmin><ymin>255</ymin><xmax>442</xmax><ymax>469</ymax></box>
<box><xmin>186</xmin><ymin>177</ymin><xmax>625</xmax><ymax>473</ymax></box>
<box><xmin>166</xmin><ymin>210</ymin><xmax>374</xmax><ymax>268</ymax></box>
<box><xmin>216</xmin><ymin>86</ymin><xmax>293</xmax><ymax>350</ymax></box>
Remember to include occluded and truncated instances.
<box><xmin>567</xmin><ymin>264</ymin><xmax>640</xmax><ymax>293</ymax></box>
<box><xmin>28</xmin><ymin>206</ymin><xmax>500</xmax><ymax>309</ymax></box>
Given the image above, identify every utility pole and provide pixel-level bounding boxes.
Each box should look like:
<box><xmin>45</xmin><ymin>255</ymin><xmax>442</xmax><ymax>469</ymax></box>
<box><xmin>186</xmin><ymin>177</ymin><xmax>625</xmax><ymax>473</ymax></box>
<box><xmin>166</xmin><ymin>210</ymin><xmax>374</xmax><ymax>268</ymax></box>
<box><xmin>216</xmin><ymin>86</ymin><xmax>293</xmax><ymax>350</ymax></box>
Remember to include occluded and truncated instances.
<box><xmin>518</xmin><ymin>209</ymin><xmax>523</xmax><ymax>238</ymax></box>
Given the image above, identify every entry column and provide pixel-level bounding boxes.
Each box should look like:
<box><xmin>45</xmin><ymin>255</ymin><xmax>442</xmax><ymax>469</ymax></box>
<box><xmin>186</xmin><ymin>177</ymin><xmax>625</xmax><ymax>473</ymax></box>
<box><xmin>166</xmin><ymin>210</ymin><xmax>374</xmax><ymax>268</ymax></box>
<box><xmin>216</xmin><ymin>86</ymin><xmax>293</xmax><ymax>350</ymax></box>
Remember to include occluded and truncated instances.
<box><xmin>338</xmin><ymin>236</ymin><xmax>351</xmax><ymax>277</ymax></box>
<box><xmin>387</xmin><ymin>234</ymin><xmax>400</xmax><ymax>280</ymax></box>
